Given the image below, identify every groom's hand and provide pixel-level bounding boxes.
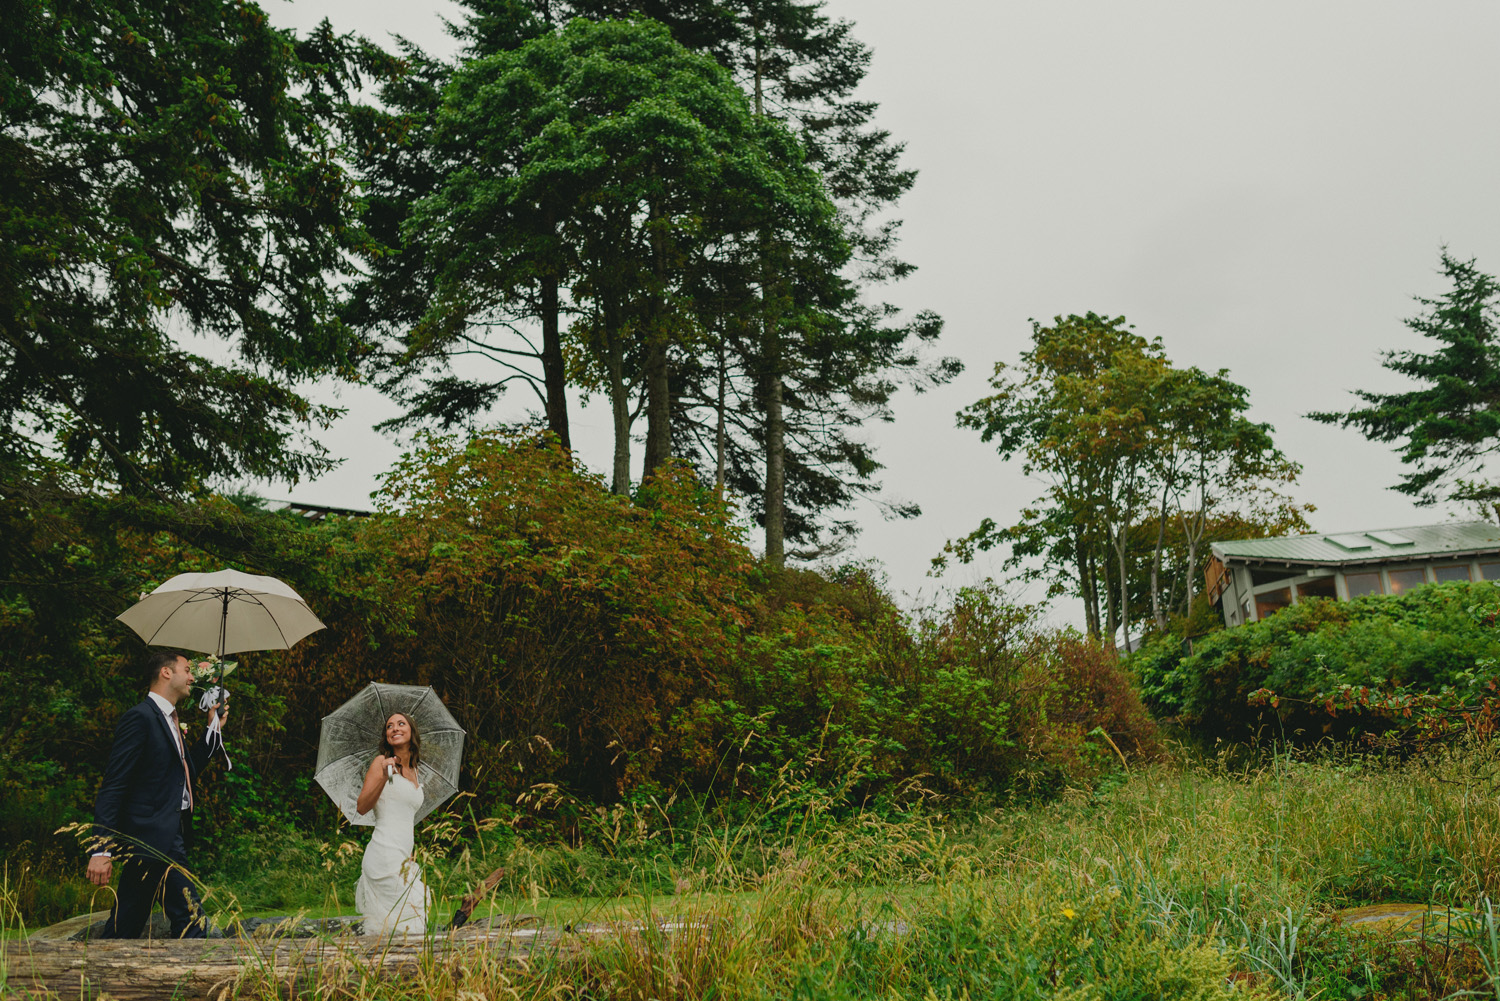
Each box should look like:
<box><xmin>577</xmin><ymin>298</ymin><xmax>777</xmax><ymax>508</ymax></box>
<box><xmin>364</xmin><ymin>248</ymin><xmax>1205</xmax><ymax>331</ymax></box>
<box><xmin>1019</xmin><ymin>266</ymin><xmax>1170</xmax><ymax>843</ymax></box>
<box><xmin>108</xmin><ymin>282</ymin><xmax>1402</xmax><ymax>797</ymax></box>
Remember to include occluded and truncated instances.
<box><xmin>87</xmin><ymin>855</ymin><xmax>112</xmax><ymax>885</ymax></box>
<box><xmin>208</xmin><ymin>702</ymin><xmax>230</xmax><ymax>728</ymax></box>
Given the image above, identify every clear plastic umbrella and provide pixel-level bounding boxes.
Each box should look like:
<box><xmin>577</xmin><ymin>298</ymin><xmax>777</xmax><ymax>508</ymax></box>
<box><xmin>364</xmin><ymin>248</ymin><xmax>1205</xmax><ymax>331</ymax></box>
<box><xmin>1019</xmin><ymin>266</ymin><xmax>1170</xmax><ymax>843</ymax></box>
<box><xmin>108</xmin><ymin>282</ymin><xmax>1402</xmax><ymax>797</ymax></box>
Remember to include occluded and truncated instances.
<box><xmin>313</xmin><ymin>683</ymin><xmax>466</xmax><ymax>826</ymax></box>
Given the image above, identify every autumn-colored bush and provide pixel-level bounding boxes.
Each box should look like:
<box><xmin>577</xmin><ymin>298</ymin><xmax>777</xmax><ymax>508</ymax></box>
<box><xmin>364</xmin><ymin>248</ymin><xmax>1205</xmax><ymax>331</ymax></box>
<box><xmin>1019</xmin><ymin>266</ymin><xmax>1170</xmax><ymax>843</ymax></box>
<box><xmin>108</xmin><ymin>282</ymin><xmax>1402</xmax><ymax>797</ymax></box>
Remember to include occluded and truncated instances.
<box><xmin>910</xmin><ymin>585</ymin><xmax>1162</xmax><ymax>793</ymax></box>
<box><xmin>267</xmin><ymin>430</ymin><xmax>759</xmax><ymax>805</ymax></box>
<box><xmin>1017</xmin><ymin>632</ymin><xmax>1165</xmax><ymax>785</ymax></box>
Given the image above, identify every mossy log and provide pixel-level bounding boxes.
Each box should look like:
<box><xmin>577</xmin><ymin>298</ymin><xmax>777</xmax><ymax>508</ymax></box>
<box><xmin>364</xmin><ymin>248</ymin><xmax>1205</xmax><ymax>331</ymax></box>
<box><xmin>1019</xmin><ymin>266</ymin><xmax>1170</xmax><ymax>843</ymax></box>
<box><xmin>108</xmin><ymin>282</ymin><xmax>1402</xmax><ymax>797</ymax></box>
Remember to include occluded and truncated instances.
<box><xmin>0</xmin><ymin>924</ymin><xmax>564</xmax><ymax>1000</ymax></box>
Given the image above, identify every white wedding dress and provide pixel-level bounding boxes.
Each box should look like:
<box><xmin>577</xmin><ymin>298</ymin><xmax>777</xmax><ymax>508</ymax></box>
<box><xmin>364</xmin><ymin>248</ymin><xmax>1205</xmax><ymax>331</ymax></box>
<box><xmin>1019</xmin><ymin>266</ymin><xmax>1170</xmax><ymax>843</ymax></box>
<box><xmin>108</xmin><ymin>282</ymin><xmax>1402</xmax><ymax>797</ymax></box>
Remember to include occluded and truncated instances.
<box><xmin>355</xmin><ymin>773</ymin><xmax>430</xmax><ymax>936</ymax></box>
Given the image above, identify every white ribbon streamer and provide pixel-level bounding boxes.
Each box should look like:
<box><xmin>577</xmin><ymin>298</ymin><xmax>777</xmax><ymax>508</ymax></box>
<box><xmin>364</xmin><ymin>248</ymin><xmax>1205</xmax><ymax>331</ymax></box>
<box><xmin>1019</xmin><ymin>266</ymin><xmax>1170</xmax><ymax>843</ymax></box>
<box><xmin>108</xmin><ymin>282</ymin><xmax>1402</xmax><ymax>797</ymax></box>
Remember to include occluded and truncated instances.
<box><xmin>198</xmin><ymin>685</ymin><xmax>232</xmax><ymax>771</ymax></box>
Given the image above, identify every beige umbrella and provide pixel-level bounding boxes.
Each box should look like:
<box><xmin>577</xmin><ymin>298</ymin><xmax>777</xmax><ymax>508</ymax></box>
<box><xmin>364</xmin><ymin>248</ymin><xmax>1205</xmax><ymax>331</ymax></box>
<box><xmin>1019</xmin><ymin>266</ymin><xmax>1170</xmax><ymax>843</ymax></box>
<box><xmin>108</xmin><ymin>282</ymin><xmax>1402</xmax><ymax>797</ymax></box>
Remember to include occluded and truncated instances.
<box><xmin>117</xmin><ymin>569</ymin><xmax>326</xmax><ymax>764</ymax></box>
<box><xmin>118</xmin><ymin>569</ymin><xmax>325</xmax><ymax>658</ymax></box>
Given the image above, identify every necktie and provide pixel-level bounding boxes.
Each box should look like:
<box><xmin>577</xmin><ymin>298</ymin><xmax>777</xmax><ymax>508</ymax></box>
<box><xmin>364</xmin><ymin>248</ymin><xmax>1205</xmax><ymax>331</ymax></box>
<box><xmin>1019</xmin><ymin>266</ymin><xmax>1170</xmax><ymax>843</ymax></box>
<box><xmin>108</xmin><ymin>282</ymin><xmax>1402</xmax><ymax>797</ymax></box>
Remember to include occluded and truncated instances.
<box><xmin>169</xmin><ymin>709</ymin><xmax>194</xmax><ymax>810</ymax></box>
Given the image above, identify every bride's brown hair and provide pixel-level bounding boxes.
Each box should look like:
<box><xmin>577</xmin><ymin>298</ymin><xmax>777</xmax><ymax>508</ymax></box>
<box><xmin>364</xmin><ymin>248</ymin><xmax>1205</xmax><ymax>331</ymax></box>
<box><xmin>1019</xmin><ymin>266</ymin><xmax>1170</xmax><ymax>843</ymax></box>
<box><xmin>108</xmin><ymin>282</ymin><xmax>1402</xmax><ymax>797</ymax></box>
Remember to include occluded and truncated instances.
<box><xmin>378</xmin><ymin>712</ymin><xmax>422</xmax><ymax>773</ymax></box>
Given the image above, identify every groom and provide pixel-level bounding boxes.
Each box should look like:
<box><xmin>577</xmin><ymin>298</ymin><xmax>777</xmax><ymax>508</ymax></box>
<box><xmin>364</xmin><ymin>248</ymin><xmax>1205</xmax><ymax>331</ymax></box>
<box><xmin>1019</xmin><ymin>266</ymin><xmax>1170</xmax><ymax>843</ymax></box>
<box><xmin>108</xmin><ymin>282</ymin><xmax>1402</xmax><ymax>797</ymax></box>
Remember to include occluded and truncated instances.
<box><xmin>86</xmin><ymin>650</ymin><xmax>228</xmax><ymax>938</ymax></box>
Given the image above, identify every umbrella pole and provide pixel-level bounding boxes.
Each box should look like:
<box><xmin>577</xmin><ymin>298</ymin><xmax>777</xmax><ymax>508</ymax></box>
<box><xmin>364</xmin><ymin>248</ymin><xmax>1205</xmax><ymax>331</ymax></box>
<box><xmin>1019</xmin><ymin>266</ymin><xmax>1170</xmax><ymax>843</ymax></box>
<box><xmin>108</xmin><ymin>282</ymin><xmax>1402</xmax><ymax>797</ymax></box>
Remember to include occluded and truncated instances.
<box><xmin>213</xmin><ymin>589</ymin><xmax>229</xmax><ymax>696</ymax></box>
<box><xmin>204</xmin><ymin>590</ymin><xmax>232</xmax><ymax>769</ymax></box>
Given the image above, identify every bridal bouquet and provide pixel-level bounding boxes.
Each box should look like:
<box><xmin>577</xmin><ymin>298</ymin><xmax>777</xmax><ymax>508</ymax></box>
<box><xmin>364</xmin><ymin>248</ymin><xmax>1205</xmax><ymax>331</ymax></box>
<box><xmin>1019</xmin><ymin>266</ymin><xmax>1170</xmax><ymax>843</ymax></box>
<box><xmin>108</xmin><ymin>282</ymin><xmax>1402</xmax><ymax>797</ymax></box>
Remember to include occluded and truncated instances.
<box><xmin>192</xmin><ymin>658</ymin><xmax>237</xmax><ymax>684</ymax></box>
<box><xmin>193</xmin><ymin>658</ymin><xmax>234</xmax><ymax>716</ymax></box>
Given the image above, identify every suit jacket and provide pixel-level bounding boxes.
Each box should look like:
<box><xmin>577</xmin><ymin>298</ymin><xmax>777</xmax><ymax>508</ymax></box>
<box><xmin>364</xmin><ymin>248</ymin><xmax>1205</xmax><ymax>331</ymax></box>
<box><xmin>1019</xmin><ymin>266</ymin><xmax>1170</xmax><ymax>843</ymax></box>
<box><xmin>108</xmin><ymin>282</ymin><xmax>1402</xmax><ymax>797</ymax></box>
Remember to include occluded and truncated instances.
<box><xmin>91</xmin><ymin>698</ymin><xmax>211</xmax><ymax>857</ymax></box>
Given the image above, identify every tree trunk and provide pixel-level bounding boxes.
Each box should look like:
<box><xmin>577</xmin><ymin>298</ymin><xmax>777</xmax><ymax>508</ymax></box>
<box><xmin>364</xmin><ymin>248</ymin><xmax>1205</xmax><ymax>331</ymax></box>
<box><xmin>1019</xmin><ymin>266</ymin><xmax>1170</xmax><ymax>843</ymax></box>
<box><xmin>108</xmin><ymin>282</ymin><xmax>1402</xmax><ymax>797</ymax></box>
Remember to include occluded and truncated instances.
<box><xmin>641</xmin><ymin>201</ymin><xmax>671</xmax><ymax>484</ymax></box>
<box><xmin>1184</xmin><ymin>516</ymin><xmax>1201</xmax><ymax>613</ymax></box>
<box><xmin>605</xmin><ymin>300</ymin><xmax>631</xmax><ymax>496</ymax></box>
<box><xmin>750</xmin><ymin>28</ymin><xmax>786</xmax><ymax>567</ymax></box>
<box><xmin>1100</xmin><ymin>547</ymin><xmax>1118</xmax><ymax>642</ymax></box>
<box><xmin>1075</xmin><ymin>524</ymin><xmax>1098</xmax><ymax>637</ymax></box>
<box><xmin>1116</xmin><ymin>517</ymin><xmax>1131</xmax><ymax>655</ymax></box>
<box><xmin>1181</xmin><ymin>469</ymin><xmax>1208</xmax><ymax>614</ymax></box>
<box><xmin>0</xmin><ymin>926</ymin><xmax>557</xmax><ymax>1001</ymax></box>
<box><xmin>764</xmin><ymin>365</ymin><xmax>785</xmax><ymax>567</ymax></box>
<box><xmin>540</xmin><ymin>274</ymin><xmax>570</xmax><ymax>452</ymax></box>
<box><xmin>715</xmin><ymin>342</ymin><xmax>727</xmax><ymax>497</ymax></box>
<box><xmin>641</xmin><ymin>332</ymin><xmax>670</xmax><ymax>483</ymax></box>
<box><xmin>1150</xmin><ymin>480</ymin><xmax>1170</xmax><ymax>631</ymax></box>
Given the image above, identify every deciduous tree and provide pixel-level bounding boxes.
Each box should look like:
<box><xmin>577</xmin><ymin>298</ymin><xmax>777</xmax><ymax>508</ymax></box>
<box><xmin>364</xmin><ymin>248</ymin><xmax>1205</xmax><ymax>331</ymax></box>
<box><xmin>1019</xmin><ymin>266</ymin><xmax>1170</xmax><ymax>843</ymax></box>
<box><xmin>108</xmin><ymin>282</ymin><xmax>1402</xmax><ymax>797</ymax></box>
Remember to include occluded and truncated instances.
<box><xmin>942</xmin><ymin>314</ymin><xmax>1303</xmax><ymax>642</ymax></box>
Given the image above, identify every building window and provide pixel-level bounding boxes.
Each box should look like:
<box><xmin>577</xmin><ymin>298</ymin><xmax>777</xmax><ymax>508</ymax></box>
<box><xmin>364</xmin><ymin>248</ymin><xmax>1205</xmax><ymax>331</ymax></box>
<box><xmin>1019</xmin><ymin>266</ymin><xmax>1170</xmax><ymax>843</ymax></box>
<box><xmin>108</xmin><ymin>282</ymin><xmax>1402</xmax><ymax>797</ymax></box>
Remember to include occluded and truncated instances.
<box><xmin>1256</xmin><ymin>586</ymin><xmax>1293</xmax><ymax>619</ymax></box>
<box><xmin>1241</xmin><ymin>596</ymin><xmax>1252</xmax><ymax>622</ymax></box>
<box><xmin>1251</xmin><ymin>567</ymin><xmax>1299</xmax><ymax>586</ymax></box>
<box><xmin>1433</xmin><ymin>565</ymin><xmax>1472</xmax><ymax>583</ymax></box>
<box><xmin>1480</xmin><ymin>562</ymin><xmax>1500</xmax><ymax>581</ymax></box>
<box><xmin>1345</xmin><ymin>572</ymin><xmax>1383</xmax><ymax>597</ymax></box>
<box><xmin>1297</xmin><ymin>576</ymin><xmax>1337</xmax><ymax>600</ymax></box>
<box><xmin>1387</xmin><ymin>568</ymin><xmax>1426</xmax><ymax>595</ymax></box>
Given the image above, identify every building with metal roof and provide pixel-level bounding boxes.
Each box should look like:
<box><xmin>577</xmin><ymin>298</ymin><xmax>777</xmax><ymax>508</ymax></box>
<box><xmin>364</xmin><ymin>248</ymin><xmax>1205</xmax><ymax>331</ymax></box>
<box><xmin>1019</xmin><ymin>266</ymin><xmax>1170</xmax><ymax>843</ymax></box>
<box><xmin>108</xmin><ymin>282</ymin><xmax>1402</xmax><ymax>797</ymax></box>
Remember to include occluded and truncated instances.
<box><xmin>1207</xmin><ymin>521</ymin><xmax>1500</xmax><ymax>627</ymax></box>
<box><xmin>274</xmin><ymin>500</ymin><xmax>372</xmax><ymax>521</ymax></box>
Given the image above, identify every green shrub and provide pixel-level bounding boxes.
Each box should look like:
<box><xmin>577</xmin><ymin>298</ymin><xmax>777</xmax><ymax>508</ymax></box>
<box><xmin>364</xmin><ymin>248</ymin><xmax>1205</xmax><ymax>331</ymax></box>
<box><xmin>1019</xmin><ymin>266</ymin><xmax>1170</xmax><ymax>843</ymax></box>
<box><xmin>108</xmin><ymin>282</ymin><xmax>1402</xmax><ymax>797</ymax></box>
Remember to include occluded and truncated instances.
<box><xmin>680</xmin><ymin>576</ymin><xmax>1161</xmax><ymax>806</ymax></box>
<box><xmin>1131</xmin><ymin>581</ymin><xmax>1500</xmax><ymax>739</ymax></box>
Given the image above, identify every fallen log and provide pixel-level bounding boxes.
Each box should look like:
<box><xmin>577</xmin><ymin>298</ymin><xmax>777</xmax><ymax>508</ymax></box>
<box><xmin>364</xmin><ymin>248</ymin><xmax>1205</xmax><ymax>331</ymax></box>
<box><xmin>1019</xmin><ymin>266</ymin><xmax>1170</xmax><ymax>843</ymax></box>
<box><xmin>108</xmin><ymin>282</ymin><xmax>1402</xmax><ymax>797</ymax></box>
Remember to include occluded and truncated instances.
<box><xmin>0</xmin><ymin>923</ymin><xmax>564</xmax><ymax>1001</ymax></box>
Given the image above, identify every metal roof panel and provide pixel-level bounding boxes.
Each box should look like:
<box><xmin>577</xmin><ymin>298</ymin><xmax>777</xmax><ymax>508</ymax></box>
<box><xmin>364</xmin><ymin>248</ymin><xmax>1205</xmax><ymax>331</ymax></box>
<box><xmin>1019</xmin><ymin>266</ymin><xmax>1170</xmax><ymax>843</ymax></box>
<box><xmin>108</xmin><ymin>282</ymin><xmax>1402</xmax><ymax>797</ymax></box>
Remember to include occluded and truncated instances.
<box><xmin>1213</xmin><ymin>522</ymin><xmax>1500</xmax><ymax>565</ymax></box>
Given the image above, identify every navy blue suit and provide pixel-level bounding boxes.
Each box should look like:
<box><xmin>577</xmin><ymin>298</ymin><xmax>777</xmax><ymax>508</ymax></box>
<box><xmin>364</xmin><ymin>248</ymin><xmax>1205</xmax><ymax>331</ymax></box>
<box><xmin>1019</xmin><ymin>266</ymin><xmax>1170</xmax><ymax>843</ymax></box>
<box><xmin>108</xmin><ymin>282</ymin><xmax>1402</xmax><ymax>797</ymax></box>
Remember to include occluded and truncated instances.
<box><xmin>92</xmin><ymin>698</ymin><xmax>212</xmax><ymax>938</ymax></box>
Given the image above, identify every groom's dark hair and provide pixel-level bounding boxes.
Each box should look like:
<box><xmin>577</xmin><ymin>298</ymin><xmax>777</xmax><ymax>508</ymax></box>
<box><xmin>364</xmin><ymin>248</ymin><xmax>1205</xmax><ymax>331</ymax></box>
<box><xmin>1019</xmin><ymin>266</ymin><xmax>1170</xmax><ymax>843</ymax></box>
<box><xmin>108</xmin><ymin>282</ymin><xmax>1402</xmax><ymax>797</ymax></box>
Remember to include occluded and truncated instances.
<box><xmin>143</xmin><ymin>649</ymin><xmax>184</xmax><ymax>689</ymax></box>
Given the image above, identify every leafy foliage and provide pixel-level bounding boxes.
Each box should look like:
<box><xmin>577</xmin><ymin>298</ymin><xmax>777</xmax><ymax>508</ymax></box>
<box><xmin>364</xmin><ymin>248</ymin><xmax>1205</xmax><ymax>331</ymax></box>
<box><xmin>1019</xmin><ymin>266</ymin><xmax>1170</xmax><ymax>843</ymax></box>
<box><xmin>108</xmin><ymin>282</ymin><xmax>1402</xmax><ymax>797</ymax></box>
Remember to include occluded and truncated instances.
<box><xmin>344</xmin><ymin>2</ymin><xmax>955</xmax><ymax>556</ymax></box>
<box><xmin>1131</xmin><ymin>580</ymin><xmax>1500</xmax><ymax>740</ymax></box>
<box><xmin>943</xmin><ymin>313</ymin><xmax>1305</xmax><ymax>642</ymax></box>
<box><xmin>348</xmin><ymin>428</ymin><xmax>760</xmax><ymax>801</ymax></box>
<box><xmin>4</xmin><ymin>431</ymin><xmax>1159</xmax><ymax>889</ymax></box>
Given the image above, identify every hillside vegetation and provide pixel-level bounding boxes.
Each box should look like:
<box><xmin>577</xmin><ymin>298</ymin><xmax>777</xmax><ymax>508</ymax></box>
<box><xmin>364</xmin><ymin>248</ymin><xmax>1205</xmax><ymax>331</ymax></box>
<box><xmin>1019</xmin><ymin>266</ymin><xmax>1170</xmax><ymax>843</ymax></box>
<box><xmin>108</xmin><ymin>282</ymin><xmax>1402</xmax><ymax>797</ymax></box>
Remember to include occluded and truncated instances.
<box><xmin>3</xmin><ymin>431</ymin><xmax>1159</xmax><ymax>925</ymax></box>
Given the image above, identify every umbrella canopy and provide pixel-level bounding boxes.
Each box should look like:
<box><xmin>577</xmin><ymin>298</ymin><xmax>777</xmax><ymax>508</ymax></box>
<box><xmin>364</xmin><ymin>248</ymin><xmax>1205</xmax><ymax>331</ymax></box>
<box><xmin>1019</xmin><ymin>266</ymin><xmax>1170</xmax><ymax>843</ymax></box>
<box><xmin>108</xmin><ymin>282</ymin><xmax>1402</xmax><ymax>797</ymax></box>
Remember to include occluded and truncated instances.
<box><xmin>313</xmin><ymin>683</ymin><xmax>466</xmax><ymax>827</ymax></box>
<box><xmin>117</xmin><ymin>569</ymin><xmax>325</xmax><ymax>657</ymax></box>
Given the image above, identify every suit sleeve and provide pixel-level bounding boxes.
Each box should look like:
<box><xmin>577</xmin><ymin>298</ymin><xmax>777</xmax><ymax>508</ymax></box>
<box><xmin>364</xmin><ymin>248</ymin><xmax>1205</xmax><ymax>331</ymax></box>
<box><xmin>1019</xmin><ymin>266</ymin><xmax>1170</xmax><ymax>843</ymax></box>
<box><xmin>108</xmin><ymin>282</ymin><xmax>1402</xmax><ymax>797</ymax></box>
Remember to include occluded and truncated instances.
<box><xmin>188</xmin><ymin>727</ymin><xmax>212</xmax><ymax>778</ymax></box>
<box><xmin>91</xmin><ymin>708</ymin><xmax>147</xmax><ymax>855</ymax></box>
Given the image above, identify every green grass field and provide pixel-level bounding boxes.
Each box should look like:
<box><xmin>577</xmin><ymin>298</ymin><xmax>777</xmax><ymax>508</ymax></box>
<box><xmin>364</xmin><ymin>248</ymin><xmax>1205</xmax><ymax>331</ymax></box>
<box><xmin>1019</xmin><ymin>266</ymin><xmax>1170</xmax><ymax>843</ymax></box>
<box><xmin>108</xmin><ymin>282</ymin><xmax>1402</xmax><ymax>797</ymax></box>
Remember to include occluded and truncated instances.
<box><xmin>12</xmin><ymin>741</ymin><xmax>1500</xmax><ymax>997</ymax></box>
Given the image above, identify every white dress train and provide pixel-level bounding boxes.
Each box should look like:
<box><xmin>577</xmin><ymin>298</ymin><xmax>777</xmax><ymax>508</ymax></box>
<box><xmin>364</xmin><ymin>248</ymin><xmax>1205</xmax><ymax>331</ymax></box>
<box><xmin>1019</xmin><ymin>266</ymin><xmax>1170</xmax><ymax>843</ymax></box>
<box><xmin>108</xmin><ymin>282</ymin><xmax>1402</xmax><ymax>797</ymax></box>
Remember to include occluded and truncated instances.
<box><xmin>355</xmin><ymin>773</ymin><xmax>430</xmax><ymax>936</ymax></box>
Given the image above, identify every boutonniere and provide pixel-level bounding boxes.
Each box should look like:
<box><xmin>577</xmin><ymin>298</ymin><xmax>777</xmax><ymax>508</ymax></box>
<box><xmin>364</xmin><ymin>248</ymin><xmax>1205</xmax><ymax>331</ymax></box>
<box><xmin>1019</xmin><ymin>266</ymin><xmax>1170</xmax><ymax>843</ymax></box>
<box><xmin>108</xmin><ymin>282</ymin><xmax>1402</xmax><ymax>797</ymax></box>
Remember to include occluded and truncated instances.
<box><xmin>179</xmin><ymin>720</ymin><xmax>189</xmax><ymax>736</ymax></box>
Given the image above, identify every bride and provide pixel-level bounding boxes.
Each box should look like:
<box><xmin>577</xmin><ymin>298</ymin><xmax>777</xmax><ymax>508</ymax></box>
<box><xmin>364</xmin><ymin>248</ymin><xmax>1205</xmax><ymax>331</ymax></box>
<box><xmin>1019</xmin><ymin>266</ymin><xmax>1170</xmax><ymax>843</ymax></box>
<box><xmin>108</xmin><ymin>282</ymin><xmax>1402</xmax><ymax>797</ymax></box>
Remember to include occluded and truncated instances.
<box><xmin>354</xmin><ymin>712</ymin><xmax>431</xmax><ymax>936</ymax></box>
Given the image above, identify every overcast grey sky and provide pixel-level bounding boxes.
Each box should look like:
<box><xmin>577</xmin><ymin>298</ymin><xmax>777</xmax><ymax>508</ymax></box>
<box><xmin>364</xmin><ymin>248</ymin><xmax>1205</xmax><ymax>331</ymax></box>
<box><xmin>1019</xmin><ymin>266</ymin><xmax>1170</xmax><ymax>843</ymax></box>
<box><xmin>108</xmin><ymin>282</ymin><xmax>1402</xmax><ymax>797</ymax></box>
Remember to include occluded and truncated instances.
<box><xmin>262</xmin><ymin>0</ymin><xmax>1500</xmax><ymax>617</ymax></box>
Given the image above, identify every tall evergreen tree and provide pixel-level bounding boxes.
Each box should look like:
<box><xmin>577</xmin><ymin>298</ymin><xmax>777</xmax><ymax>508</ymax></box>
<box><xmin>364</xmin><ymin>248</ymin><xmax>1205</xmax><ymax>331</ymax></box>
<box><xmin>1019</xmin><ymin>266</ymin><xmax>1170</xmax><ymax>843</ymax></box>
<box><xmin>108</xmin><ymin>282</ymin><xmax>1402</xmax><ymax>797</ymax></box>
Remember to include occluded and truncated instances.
<box><xmin>1</xmin><ymin>0</ymin><xmax>384</xmax><ymax>493</ymax></box>
<box><xmin>416</xmin><ymin>19</ymin><xmax>838</xmax><ymax>498</ymax></box>
<box><xmin>539</xmin><ymin>0</ymin><xmax>958</xmax><ymax>561</ymax></box>
<box><xmin>1311</xmin><ymin>251</ymin><xmax>1500</xmax><ymax>520</ymax></box>
<box><xmin>340</xmin><ymin>3</ymin><xmax>575</xmax><ymax>446</ymax></box>
<box><xmin>348</xmin><ymin>0</ymin><xmax>954</xmax><ymax>556</ymax></box>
